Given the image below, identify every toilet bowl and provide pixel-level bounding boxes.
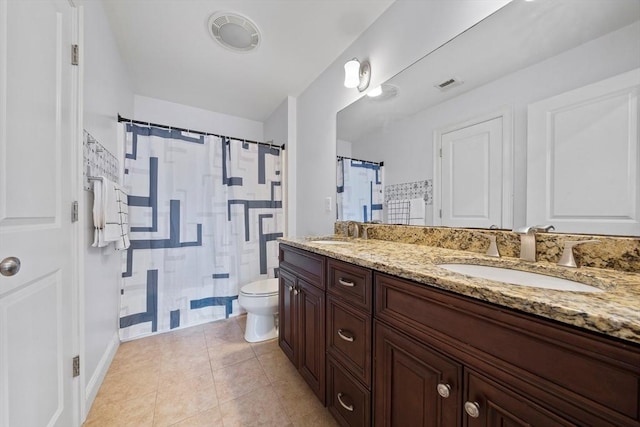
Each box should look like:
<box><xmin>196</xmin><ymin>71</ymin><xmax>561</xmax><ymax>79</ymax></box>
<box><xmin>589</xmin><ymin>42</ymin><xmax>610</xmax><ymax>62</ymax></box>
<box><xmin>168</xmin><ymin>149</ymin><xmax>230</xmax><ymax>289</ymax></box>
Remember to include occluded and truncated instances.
<box><xmin>238</xmin><ymin>278</ymin><xmax>279</xmax><ymax>343</ymax></box>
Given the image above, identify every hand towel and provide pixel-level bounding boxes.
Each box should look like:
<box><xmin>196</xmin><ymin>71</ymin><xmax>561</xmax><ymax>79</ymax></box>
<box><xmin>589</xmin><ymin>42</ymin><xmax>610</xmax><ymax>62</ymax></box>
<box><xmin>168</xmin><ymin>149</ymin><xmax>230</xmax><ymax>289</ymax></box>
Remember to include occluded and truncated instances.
<box><xmin>409</xmin><ymin>198</ymin><xmax>426</xmax><ymax>225</ymax></box>
<box><xmin>91</xmin><ymin>177</ymin><xmax>105</xmax><ymax>247</ymax></box>
<box><xmin>103</xmin><ymin>179</ymin><xmax>131</xmax><ymax>250</ymax></box>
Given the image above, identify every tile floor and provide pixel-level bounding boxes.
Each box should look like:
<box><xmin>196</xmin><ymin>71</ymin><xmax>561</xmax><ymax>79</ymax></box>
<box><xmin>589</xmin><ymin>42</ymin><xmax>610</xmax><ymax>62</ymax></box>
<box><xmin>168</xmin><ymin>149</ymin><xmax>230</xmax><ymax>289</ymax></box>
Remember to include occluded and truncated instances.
<box><xmin>84</xmin><ymin>315</ymin><xmax>339</xmax><ymax>426</ymax></box>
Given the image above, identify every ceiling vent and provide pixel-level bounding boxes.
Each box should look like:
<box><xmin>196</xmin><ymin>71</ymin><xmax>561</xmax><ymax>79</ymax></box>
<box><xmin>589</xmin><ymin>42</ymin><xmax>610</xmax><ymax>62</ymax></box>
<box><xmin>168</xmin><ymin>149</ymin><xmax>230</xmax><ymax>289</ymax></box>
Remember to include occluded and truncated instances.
<box><xmin>435</xmin><ymin>77</ymin><xmax>463</xmax><ymax>91</ymax></box>
<box><xmin>208</xmin><ymin>12</ymin><xmax>261</xmax><ymax>53</ymax></box>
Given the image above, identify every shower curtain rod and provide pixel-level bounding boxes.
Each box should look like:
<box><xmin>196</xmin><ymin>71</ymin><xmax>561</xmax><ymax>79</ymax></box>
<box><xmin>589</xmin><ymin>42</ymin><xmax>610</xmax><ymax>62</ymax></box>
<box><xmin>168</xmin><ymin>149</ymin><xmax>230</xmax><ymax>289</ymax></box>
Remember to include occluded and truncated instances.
<box><xmin>337</xmin><ymin>155</ymin><xmax>384</xmax><ymax>167</ymax></box>
<box><xmin>117</xmin><ymin>114</ymin><xmax>285</xmax><ymax>150</ymax></box>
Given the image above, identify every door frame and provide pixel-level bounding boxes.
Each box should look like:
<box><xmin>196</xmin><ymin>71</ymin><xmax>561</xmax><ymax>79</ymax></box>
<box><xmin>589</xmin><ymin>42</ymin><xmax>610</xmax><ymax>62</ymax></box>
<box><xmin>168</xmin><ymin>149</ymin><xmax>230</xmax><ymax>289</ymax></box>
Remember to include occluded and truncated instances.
<box><xmin>433</xmin><ymin>107</ymin><xmax>514</xmax><ymax>229</ymax></box>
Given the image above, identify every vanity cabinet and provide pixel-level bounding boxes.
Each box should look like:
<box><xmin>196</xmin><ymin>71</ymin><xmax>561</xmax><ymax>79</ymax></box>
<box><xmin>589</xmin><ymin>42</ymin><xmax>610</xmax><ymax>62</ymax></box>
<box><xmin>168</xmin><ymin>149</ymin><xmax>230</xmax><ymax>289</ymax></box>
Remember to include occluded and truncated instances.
<box><xmin>375</xmin><ymin>272</ymin><xmax>640</xmax><ymax>427</ymax></box>
<box><xmin>279</xmin><ymin>244</ymin><xmax>640</xmax><ymax>427</ymax></box>
<box><xmin>326</xmin><ymin>258</ymin><xmax>373</xmax><ymax>426</ymax></box>
<box><xmin>278</xmin><ymin>245</ymin><xmax>326</xmax><ymax>403</ymax></box>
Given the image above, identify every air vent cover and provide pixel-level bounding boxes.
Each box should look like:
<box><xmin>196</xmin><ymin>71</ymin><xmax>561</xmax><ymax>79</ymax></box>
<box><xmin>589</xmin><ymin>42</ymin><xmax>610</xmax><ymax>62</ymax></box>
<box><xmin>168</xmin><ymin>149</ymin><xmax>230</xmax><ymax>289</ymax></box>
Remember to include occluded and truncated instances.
<box><xmin>208</xmin><ymin>12</ymin><xmax>261</xmax><ymax>52</ymax></box>
<box><xmin>435</xmin><ymin>77</ymin><xmax>463</xmax><ymax>91</ymax></box>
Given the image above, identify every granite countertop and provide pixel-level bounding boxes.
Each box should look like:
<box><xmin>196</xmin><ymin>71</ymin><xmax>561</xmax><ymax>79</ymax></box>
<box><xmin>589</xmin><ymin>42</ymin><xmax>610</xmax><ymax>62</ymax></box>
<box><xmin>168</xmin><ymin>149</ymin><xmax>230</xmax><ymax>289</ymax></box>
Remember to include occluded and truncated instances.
<box><xmin>278</xmin><ymin>236</ymin><xmax>640</xmax><ymax>345</ymax></box>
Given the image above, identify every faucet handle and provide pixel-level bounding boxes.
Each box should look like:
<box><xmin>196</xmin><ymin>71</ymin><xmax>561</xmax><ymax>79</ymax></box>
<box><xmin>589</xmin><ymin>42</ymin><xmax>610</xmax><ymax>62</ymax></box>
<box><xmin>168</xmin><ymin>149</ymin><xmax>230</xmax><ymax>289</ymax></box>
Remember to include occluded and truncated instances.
<box><xmin>479</xmin><ymin>233</ymin><xmax>500</xmax><ymax>258</ymax></box>
<box><xmin>534</xmin><ymin>224</ymin><xmax>555</xmax><ymax>233</ymax></box>
<box><xmin>557</xmin><ymin>240</ymin><xmax>599</xmax><ymax>268</ymax></box>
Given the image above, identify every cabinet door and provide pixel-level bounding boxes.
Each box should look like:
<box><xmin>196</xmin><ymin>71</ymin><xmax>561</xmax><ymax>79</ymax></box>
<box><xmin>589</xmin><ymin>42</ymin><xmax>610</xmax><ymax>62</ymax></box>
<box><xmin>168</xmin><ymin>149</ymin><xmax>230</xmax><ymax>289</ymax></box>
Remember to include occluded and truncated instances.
<box><xmin>278</xmin><ymin>269</ymin><xmax>297</xmax><ymax>364</ymax></box>
<box><xmin>374</xmin><ymin>321</ymin><xmax>462</xmax><ymax>427</ymax></box>
<box><xmin>298</xmin><ymin>278</ymin><xmax>326</xmax><ymax>404</ymax></box>
<box><xmin>464</xmin><ymin>370</ymin><xmax>577</xmax><ymax>427</ymax></box>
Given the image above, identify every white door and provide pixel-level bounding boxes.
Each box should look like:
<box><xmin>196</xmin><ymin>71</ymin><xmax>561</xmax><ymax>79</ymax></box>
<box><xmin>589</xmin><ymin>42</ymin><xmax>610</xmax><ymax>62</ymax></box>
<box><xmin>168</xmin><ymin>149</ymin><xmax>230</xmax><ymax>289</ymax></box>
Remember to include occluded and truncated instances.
<box><xmin>527</xmin><ymin>69</ymin><xmax>640</xmax><ymax>236</ymax></box>
<box><xmin>439</xmin><ymin>117</ymin><xmax>503</xmax><ymax>228</ymax></box>
<box><xmin>0</xmin><ymin>1</ymin><xmax>78</xmax><ymax>426</ymax></box>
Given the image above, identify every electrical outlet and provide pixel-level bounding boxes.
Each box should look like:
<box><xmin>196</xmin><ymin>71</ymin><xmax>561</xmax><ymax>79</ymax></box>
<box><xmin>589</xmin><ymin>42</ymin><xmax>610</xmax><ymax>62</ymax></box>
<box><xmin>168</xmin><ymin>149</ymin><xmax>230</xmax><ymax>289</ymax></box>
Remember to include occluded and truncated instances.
<box><xmin>325</xmin><ymin>197</ymin><xmax>332</xmax><ymax>212</ymax></box>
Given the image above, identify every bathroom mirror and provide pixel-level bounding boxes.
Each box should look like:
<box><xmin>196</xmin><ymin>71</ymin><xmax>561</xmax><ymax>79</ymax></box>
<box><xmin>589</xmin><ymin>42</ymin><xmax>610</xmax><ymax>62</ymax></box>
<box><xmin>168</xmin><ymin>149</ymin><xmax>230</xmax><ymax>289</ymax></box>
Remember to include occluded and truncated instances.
<box><xmin>336</xmin><ymin>0</ymin><xmax>640</xmax><ymax>236</ymax></box>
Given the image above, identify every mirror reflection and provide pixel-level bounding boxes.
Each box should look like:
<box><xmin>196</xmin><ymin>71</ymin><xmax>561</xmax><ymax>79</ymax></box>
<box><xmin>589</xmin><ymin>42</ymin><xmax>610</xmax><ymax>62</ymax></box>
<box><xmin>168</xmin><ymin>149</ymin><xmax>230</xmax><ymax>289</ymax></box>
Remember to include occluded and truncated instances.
<box><xmin>336</xmin><ymin>0</ymin><xmax>640</xmax><ymax>236</ymax></box>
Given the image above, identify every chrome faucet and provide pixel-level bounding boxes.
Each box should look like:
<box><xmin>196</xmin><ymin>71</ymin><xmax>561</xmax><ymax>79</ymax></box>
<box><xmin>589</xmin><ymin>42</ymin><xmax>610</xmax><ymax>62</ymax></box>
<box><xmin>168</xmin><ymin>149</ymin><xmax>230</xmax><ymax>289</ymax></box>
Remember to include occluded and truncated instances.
<box><xmin>514</xmin><ymin>225</ymin><xmax>555</xmax><ymax>262</ymax></box>
<box><xmin>479</xmin><ymin>233</ymin><xmax>500</xmax><ymax>258</ymax></box>
<box><xmin>350</xmin><ymin>221</ymin><xmax>360</xmax><ymax>238</ymax></box>
<box><xmin>557</xmin><ymin>240</ymin><xmax>599</xmax><ymax>268</ymax></box>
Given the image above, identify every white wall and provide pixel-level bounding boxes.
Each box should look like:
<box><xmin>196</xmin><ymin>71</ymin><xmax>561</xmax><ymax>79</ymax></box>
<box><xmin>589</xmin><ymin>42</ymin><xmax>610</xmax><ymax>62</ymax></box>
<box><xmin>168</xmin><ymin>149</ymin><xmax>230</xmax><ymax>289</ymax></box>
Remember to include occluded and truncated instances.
<box><xmin>352</xmin><ymin>21</ymin><xmax>640</xmax><ymax>229</ymax></box>
<box><xmin>294</xmin><ymin>0</ymin><xmax>511</xmax><ymax>235</ymax></box>
<box><xmin>80</xmin><ymin>0</ymin><xmax>134</xmax><ymax>419</ymax></box>
<box><xmin>134</xmin><ymin>95</ymin><xmax>263</xmax><ymax>141</ymax></box>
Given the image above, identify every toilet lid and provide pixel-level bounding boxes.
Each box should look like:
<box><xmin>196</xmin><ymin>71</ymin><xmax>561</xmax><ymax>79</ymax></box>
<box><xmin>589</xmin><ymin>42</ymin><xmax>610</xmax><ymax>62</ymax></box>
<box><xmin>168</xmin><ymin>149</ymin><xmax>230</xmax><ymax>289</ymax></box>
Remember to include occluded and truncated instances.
<box><xmin>241</xmin><ymin>278</ymin><xmax>279</xmax><ymax>296</ymax></box>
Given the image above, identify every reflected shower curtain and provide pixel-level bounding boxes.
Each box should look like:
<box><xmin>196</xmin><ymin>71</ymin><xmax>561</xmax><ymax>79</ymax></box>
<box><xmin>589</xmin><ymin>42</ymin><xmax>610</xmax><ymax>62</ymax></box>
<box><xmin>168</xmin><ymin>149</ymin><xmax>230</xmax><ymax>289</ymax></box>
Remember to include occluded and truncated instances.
<box><xmin>336</xmin><ymin>158</ymin><xmax>384</xmax><ymax>222</ymax></box>
<box><xmin>118</xmin><ymin>123</ymin><xmax>283</xmax><ymax>340</ymax></box>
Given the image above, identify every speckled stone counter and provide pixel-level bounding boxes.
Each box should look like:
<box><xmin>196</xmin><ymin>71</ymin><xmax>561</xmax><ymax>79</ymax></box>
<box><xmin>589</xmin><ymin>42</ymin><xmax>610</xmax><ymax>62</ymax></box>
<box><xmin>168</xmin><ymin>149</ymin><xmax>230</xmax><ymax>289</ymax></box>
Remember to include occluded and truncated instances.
<box><xmin>278</xmin><ymin>235</ymin><xmax>640</xmax><ymax>345</ymax></box>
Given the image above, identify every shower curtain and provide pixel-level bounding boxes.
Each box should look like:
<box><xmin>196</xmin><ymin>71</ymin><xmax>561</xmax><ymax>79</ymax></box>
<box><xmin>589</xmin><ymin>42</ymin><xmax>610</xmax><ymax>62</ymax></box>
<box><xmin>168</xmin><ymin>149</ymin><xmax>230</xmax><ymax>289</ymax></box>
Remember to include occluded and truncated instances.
<box><xmin>336</xmin><ymin>158</ymin><xmax>384</xmax><ymax>222</ymax></box>
<box><xmin>118</xmin><ymin>123</ymin><xmax>283</xmax><ymax>340</ymax></box>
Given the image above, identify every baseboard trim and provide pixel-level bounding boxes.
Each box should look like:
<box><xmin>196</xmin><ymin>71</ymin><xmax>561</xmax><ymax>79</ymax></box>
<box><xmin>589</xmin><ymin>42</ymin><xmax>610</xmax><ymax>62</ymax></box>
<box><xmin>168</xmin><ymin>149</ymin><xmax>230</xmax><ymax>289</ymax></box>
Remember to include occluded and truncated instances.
<box><xmin>83</xmin><ymin>332</ymin><xmax>119</xmax><ymax>420</ymax></box>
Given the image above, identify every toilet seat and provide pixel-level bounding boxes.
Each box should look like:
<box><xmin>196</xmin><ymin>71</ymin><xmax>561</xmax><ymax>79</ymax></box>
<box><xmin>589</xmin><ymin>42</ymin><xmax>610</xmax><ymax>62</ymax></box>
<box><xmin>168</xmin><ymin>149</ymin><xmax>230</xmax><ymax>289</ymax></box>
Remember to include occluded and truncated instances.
<box><xmin>240</xmin><ymin>278</ymin><xmax>278</xmax><ymax>297</ymax></box>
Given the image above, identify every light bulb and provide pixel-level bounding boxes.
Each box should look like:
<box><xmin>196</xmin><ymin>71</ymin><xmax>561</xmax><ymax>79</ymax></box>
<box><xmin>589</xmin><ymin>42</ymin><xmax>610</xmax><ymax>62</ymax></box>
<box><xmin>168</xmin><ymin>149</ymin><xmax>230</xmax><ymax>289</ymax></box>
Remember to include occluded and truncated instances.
<box><xmin>344</xmin><ymin>59</ymin><xmax>360</xmax><ymax>88</ymax></box>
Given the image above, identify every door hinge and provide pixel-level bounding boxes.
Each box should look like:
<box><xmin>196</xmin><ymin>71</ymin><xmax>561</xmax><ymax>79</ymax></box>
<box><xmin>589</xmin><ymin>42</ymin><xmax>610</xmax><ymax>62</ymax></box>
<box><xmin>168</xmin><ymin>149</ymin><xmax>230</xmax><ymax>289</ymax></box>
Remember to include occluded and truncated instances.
<box><xmin>71</xmin><ymin>44</ymin><xmax>79</xmax><ymax>66</ymax></box>
<box><xmin>72</xmin><ymin>355</ymin><xmax>80</xmax><ymax>377</ymax></box>
<box><xmin>439</xmin><ymin>209</ymin><xmax>442</xmax><ymax>218</ymax></box>
<box><xmin>439</xmin><ymin>148</ymin><xmax>443</xmax><ymax>158</ymax></box>
<box><xmin>71</xmin><ymin>201</ymin><xmax>78</xmax><ymax>222</ymax></box>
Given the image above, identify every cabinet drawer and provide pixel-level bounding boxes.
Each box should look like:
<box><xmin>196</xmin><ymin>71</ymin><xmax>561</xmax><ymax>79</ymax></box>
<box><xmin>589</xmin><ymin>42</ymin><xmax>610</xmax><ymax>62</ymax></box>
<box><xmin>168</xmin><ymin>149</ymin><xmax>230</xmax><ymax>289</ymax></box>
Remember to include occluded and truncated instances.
<box><xmin>327</xmin><ymin>258</ymin><xmax>372</xmax><ymax>312</ymax></box>
<box><xmin>279</xmin><ymin>244</ymin><xmax>325</xmax><ymax>289</ymax></box>
<box><xmin>327</xmin><ymin>296</ymin><xmax>372</xmax><ymax>387</ymax></box>
<box><xmin>327</xmin><ymin>356</ymin><xmax>371</xmax><ymax>427</ymax></box>
<box><xmin>375</xmin><ymin>272</ymin><xmax>640</xmax><ymax>424</ymax></box>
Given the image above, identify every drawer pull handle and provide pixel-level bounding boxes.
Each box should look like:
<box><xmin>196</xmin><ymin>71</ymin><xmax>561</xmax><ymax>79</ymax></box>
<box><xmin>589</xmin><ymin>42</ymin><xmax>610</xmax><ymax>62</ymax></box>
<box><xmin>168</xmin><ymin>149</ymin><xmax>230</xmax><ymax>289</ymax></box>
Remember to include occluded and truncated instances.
<box><xmin>338</xmin><ymin>278</ymin><xmax>355</xmax><ymax>287</ymax></box>
<box><xmin>464</xmin><ymin>401</ymin><xmax>480</xmax><ymax>418</ymax></box>
<box><xmin>436</xmin><ymin>383</ymin><xmax>451</xmax><ymax>398</ymax></box>
<box><xmin>337</xmin><ymin>392</ymin><xmax>354</xmax><ymax>412</ymax></box>
<box><xmin>337</xmin><ymin>329</ymin><xmax>354</xmax><ymax>342</ymax></box>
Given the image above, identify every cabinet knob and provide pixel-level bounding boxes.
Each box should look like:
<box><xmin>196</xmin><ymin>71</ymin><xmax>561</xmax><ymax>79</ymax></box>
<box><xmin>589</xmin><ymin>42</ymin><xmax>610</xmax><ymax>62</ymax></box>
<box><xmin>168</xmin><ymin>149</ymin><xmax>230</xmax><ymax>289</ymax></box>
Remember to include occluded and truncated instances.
<box><xmin>293</xmin><ymin>287</ymin><xmax>299</xmax><ymax>295</ymax></box>
<box><xmin>337</xmin><ymin>392</ymin><xmax>354</xmax><ymax>412</ymax></box>
<box><xmin>337</xmin><ymin>328</ymin><xmax>355</xmax><ymax>342</ymax></box>
<box><xmin>287</xmin><ymin>284</ymin><xmax>293</xmax><ymax>292</ymax></box>
<box><xmin>338</xmin><ymin>278</ymin><xmax>355</xmax><ymax>287</ymax></box>
<box><xmin>464</xmin><ymin>401</ymin><xmax>481</xmax><ymax>418</ymax></box>
<box><xmin>436</xmin><ymin>383</ymin><xmax>451</xmax><ymax>398</ymax></box>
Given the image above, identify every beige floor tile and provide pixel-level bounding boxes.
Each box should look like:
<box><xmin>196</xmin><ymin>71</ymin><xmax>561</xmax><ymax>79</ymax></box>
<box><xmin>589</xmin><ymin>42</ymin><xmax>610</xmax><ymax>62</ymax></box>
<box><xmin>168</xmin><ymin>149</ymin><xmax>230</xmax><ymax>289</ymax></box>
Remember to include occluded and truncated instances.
<box><xmin>235</xmin><ymin>314</ymin><xmax>247</xmax><ymax>332</ymax></box>
<box><xmin>85</xmin><ymin>390</ymin><xmax>157</xmax><ymax>427</ymax></box>
<box><xmin>153</xmin><ymin>383</ymin><xmax>218</xmax><ymax>426</ymax></box>
<box><xmin>250</xmin><ymin>337</ymin><xmax>280</xmax><ymax>357</ymax></box>
<box><xmin>207</xmin><ymin>337</ymin><xmax>256</xmax><ymax>369</ymax></box>
<box><xmin>272</xmin><ymin>376</ymin><xmax>325</xmax><ymax>420</ymax></box>
<box><xmin>96</xmin><ymin>363</ymin><xmax>161</xmax><ymax>404</ymax></box>
<box><xmin>257</xmin><ymin>347</ymin><xmax>299</xmax><ymax>384</ymax></box>
<box><xmin>219</xmin><ymin>384</ymin><xmax>292</xmax><ymax>427</ymax></box>
<box><xmin>212</xmin><ymin>357</ymin><xmax>270</xmax><ymax>403</ymax></box>
<box><xmin>290</xmin><ymin>407</ymin><xmax>340</xmax><ymax>427</ymax></box>
<box><xmin>168</xmin><ymin>406</ymin><xmax>224</xmax><ymax>427</ymax></box>
<box><xmin>86</xmin><ymin>319</ymin><xmax>338</xmax><ymax>427</ymax></box>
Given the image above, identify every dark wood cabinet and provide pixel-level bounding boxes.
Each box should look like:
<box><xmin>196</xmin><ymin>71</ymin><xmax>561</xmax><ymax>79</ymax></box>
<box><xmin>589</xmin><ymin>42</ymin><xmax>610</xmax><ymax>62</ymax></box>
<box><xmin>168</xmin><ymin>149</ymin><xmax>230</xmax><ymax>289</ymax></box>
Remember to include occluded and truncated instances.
<box><xmin>374</xmin><ymin>321</ymin><xmax>462</xmax><ymax>427</ymax></box>
<box><xmin>279</xmin><ymin>245</ymin><xmax>640</xmax><ymax>427</ymax></box>
<box><xmin>278</xmin><ymin>245</ymin><xmax>326</xmax><ymax>403</ymax></box>
<box><xmin>375</xmin><ymin>272</ymin><xmax>640</xmax><ymax>427</ymax></box>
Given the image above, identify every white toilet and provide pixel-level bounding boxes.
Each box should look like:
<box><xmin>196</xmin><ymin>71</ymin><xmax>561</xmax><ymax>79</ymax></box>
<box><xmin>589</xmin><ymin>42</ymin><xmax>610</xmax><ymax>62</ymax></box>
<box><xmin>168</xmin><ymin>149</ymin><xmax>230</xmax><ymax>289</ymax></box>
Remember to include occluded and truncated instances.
<box><xmin>238</xmin><ymin>278</ymin><xmax>279</xmax><ymax>343</ymax></box>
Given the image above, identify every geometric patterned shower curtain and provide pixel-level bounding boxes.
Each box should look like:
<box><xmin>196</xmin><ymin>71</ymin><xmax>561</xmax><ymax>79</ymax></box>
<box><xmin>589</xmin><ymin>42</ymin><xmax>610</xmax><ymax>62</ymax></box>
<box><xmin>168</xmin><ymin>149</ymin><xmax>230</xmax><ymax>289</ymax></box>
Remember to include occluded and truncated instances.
<box><xmin>336</xmin><ymin>157</ymin><xmax>384</xmax><ymax>223</ymax></box>
<box><xmin>118</xmin><ymin>123</ymin><xmax>283</xmax><ymax>340</ymax></box>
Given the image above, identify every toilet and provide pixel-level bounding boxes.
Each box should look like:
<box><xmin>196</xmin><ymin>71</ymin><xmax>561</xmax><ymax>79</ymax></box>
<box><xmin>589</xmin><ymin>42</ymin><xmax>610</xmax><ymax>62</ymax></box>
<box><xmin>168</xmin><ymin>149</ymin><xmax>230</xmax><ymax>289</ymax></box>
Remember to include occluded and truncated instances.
<box><xmin>238</xmin><ymin>278</ymin><xmax>279</xmax><ymax>343</ymax></box>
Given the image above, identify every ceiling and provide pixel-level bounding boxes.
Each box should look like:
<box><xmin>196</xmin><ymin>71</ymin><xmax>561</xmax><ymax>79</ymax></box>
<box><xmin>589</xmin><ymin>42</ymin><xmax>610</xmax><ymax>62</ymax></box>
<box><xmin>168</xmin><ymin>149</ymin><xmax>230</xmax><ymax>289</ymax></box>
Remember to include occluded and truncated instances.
<box><xmin>102</xmin><ymin>0</ymin><xmax>395</xmax><ymax>122</ymax></box>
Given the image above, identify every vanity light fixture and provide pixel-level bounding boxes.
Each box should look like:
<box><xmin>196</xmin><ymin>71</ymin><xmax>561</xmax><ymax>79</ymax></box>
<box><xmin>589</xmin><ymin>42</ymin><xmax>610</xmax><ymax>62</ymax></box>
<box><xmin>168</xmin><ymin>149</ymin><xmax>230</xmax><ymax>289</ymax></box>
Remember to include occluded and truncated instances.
<box><xmin>344</xmin><ymin>58</ymin><xmax>371</xmax><ymax>92</ymax></box>
<box><xmin>366</xmin><ymin>84</ymin><xmax>398</xmax><ymax>101</ymax></box>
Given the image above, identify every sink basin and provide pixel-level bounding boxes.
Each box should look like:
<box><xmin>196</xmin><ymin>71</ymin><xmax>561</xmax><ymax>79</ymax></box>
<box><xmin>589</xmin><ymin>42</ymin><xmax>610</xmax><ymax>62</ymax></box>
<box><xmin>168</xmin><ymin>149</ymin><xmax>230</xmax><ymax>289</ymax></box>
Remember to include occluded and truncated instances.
<box><xmin>310</xmin><ymin>240</ymin><xmax>352</xmax><ymax>245</ymax></box>
<box><xmin>437</xmin><ymin>264</ymin><xmax>604</xmax><ymax>293</ymax></box>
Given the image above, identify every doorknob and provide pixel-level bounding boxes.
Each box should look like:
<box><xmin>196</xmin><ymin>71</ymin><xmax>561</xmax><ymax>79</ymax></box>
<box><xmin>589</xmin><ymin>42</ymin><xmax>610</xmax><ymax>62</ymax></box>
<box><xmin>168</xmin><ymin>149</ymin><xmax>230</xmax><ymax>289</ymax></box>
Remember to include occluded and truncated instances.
<box><xmin>0</xmin><ymin>257</ymin><xmax>21</xmax><ymax>277</ymax></box>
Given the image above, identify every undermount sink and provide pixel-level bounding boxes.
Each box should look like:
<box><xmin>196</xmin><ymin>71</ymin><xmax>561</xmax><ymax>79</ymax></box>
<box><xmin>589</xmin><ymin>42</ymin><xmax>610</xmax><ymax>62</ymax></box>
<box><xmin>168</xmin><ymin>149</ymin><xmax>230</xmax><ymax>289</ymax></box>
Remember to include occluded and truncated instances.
<box><xmin>437</xmin><ymin>263</ymin><xmax>604</xmax><ymax>293</ymax></box>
